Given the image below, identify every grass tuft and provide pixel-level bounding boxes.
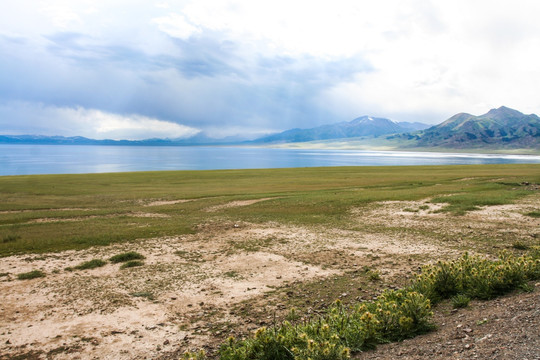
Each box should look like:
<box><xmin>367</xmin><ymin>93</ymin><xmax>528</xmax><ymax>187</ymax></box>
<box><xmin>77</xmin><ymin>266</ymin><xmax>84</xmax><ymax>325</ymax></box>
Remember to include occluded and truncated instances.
<box><xmin>17</xmin><ymin>269</ymin><xmax>46</xmax><ymax>280</ymax></box>
<box><xmin>512</xmin><ymin>241</ymin><xmax>529</xmax><ymax>250</ymax></box>
<box><xmin>451</xmin><ymin>294</ymin><xmax>471</xmax><ymax>308</ymax></box>
<box><xmin>367</xmin><ymin>270</ymin><xmax>381</xmax><ymax>281</ymax></box>
<box><xmin>120</xmin><ymin>260</ymin><xmax>144</xmax><ymax>269</ymax></box>
<box><xmin>130</xmin><ymin>291</ymin><xmax>155</xmax><ymax>300</ymax></box>
<box><xmin>525</xmin><ymin>211</ymin><xmax>540</xmax><ymax>218</ymax></box>
<box><xmin>2</xmin><ymin>235</ymin><xmax>20</xmax><ymax>243</ymax></box>
<box><xmin>73</xmin><ymin>259</ymin><xmax>107</xmax><ymax>270</ymax></box>
<box><xmin>109</xmin><ymin>251</ymin><xmax>145</xmax><ymax>263</ymax></box>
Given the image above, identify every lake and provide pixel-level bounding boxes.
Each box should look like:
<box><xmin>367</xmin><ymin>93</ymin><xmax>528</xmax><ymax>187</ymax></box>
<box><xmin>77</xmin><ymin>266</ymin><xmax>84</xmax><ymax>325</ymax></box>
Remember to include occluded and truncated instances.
<box><xmin>1</xmin><ymin>144</ymin><xmax>540</xmax><ymax>176</ymax></box>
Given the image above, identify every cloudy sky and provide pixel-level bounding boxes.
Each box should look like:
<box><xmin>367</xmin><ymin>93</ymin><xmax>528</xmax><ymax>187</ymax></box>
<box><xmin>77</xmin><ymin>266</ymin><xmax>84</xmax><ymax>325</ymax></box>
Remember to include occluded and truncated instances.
<box><xmin>1</xmin><ymin>1</ymin><xmax>540</xmax><ymax>140</ymax></box>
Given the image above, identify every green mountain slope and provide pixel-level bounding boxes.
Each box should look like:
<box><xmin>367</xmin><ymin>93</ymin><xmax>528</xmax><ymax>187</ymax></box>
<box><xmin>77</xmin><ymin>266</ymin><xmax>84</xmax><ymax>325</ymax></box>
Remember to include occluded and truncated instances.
<box><xmin>415</xmin><ymin>106</ymin><xmax>540</xmax><ymax>148</ymax></box>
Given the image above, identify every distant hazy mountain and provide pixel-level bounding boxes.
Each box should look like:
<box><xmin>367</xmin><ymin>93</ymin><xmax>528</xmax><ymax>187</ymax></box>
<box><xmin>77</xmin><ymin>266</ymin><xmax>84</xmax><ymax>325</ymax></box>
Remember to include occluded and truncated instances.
<box><xmin>0</xmin><ymin>133</ymin><xmax>243</xmax><ymax>146</ymax></box>
<box><xmin>252</xmin><ymin>116</ymin><xmax>430</xmax><ymax>143</ymax></box>
<box><xmin>413</xmin><ymin>106</ymin><xmax>540</xmax><ymax>148</ymax></box>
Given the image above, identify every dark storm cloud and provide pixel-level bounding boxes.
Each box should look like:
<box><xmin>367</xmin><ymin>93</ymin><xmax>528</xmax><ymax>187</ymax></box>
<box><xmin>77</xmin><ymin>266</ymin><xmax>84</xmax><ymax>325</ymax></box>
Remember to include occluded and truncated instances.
<box><xmin>0</xmin><ymin>29</ymin><xmax>373</xmax><ymax>136</ymax></box>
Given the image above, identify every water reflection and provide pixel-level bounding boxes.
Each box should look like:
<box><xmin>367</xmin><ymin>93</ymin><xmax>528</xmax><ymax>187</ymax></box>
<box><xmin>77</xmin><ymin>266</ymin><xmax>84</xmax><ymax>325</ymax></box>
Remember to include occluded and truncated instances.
<box><xmin>1</xmin><ymin>145</ymin><xmax>539</xmax><ymax>176</ymax></box>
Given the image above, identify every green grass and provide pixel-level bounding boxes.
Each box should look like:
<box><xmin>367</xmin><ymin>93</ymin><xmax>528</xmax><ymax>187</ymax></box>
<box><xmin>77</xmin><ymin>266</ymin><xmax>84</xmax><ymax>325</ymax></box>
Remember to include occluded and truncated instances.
<box><xmin>17</xmin><ymin>269</ymin><xmax>46</xmax><ymax>280</ymax></box>
<box><xmin>130</xmin><ymin>291</ymin><xmax>155</xmax><ymax>300</ymax></box>
<box><xmin>2</xmin><ymin>234</ymin><xmax>20</xmax><ymax>243</ymax></box>
<box><xmin>120</xmin><ymin>260</ymin><xmax>144</xmax><ymax>269</ymax></box>
<box><xmin>0</xmin><ymin>164</ymin><xmax>539</xmax><ymax>256</ymax></box>
<box><xmin>72</xmin><ymin>259</ymin><xmax>107</xmax><ymax>270</ymax></box>
<box><xmin>109</xmin><ymin>252</ymin><xmax>145</xmax><ymax>263</ymax></box>
<box><xmin>512</xmin><ymin>241</ymin><xmax>530</xmax><ymax>250</ymax></box>
<box><xmin>526</xmin><ymin>211</ymin><xmax>540</xmax><ymax>218</ymax></box>
<box><xmin>451</xmin><ymin>294</ymin><xmax>471</xmax><ymax>309</ymax></box>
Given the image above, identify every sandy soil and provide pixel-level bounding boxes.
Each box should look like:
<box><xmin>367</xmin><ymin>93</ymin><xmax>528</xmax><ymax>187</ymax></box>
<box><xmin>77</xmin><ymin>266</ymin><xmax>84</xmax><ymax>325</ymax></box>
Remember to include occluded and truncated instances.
<box><xmin>1</xmin><ymin>193</ymin><xmax>539</xmax><ymax>359</ymax></box>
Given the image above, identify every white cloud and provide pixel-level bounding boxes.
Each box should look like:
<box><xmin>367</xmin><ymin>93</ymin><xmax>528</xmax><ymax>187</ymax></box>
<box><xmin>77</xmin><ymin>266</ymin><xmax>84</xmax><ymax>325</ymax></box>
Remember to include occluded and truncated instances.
<box><xmin>0</xmin><ymin>102</ymin><xmax>200</xmax><ymax>140</ymax></box>
<box><xmin>151</xmin><ymin>13</ymin><xmax>201</xmax><ymax>40</ymax></box>
<box><xmin>1</xmin><ymin>0</ymin><xmax>540</xmax><ymax>135</ymax></box>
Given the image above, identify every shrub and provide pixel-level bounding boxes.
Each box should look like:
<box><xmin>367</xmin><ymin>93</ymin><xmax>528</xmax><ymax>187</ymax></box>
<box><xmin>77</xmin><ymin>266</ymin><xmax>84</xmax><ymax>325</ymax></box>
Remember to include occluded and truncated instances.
<box><xmin>17</xmin><ymin>270</ymin><xmax>46</xmax><ymax>280</ymax></box>
<box><xmin>214</xmin><ymin>290</ymin><xmax>433</xmax><ymax>360</ymax></box>
<box><xmin>109</xmin><ymin>251</ymin><xmax>145</xmax><ymax>263</ymax></box>
<box><xmin>411</xmin><ymin>251</ymin><xmax>540</xmax><ymax>302</ymax></box>
<box><xmin>184</xmin><ymin>248</ymin><xmax>540</xmax><ymax>359</ymax></box>
<box><xmin>74</xmin><ymin>259</ymin><xmax>107</xmax><ymax>270</ymax></box>
<box><xmin>120</xmin><ymin>260</ymin><xmax>144</xmax><ymax>269</ymax></box>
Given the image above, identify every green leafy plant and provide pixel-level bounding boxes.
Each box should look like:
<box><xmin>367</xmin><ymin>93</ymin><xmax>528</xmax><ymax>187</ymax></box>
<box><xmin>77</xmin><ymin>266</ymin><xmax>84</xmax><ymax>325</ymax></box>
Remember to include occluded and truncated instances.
<box><xmin>411</xmin><ymin>250</ymin><xmax>540</xmax><ymax>303</ymax></box>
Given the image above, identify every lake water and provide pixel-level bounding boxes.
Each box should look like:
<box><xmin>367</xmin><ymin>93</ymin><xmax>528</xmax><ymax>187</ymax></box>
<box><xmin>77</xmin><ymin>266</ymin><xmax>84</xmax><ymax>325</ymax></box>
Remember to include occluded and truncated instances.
<box><xmin>1</xmin><ymin>144</ymin><xmax>540</xmax><ymax>176</ymax></box>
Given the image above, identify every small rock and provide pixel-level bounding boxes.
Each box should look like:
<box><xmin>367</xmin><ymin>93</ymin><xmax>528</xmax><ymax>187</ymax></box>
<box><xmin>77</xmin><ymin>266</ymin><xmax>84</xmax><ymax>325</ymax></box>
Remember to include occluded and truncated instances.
<box><xmin>163</xmin><ymin>339</ymin><xmax>170</xmax><ymax>345</ymax></box>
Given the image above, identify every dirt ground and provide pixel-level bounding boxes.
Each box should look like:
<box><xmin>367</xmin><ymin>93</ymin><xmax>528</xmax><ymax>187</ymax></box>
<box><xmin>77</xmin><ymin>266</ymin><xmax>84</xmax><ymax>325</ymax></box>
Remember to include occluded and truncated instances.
<box><xmin>1</xmin><ymin>194</ymin><xmax>539</xmax><ymax>359</ymax></box>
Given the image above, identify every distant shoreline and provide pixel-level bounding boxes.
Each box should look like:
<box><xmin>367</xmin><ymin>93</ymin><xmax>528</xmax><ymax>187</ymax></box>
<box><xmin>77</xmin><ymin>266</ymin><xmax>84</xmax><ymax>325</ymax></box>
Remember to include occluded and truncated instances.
<box><xmin>1</xmin><ymin>140</ymin><xmax>538</xmax><ymax>156</ymax></box>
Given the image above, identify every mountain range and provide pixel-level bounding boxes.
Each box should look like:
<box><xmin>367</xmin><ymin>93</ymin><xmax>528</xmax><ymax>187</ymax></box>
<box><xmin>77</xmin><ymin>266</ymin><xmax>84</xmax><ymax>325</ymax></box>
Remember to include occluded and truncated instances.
<box><xmin>1</xmin><ymin>106</ymin><xmax>539</xmax><ymax>151</ymax></box>
<box><xmin>250</xmin><ymin>116</ymin><xmax>429</xmax><ymax>143</ymax></box>
<box><xmin>254</xmin><ymin>106</ymin><xmax>539</xmax><ymax>150</ymax></box>
<box><xmin>0</xmin><ymin>133</ymin><xmax>239</xmax><ymax>146</ymax></box>
<box><xmin>410</xmin><ymin>106</ymin><xmax>540</xmax><ymax>148</ymax></box>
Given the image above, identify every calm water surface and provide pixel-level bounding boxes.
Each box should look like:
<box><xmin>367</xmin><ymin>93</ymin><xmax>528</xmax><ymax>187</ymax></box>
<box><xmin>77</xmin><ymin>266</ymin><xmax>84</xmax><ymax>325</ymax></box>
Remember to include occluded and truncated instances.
<box><xmin>1</xmin><ymin>145</ymin><xmax>539</xmax><ymax>176</ymax></box>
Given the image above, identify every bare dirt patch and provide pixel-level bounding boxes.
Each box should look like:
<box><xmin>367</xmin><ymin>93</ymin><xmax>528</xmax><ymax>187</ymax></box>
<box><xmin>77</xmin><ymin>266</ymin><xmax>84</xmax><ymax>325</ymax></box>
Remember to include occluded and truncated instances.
<box><xmin>143</xmin><ymin>199</ymin><xmax>194</xmax><ymax>207</ymax></box>
<box><xmin>354</xmin><ymin>193</ymin><xmax>540</xmax><ymax>253</ymax></box>
<box><xmin>28</xmin><ymin>212</ymin><xmax>170</xmax><ymax>224</ymax></box>
<box><xmin>204</xmin><ymin>198</ymin><xmax>276</xmax><ymax>212</ymax></box>
<box><xmin>1</xmin><ymin>195</ymin><xmax>538</xmax><ymax>359</ymax></box>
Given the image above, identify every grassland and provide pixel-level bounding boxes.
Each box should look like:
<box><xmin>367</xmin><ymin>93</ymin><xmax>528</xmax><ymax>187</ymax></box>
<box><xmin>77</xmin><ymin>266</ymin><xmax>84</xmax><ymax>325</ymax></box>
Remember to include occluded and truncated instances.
<box><xmin>1</xmin><ymin>164</ymin><xmax>540</xmax><ymax>359</ymax></box>
<box><xmin>0</xmin><ymin>164</ymin><xmax>539</xmax><ymax>256</ymax></box>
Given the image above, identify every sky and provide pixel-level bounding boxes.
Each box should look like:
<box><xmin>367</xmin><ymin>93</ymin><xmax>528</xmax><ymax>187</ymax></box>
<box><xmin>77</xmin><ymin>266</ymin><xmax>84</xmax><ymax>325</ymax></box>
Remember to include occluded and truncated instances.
<box><xmin>1</xmin><ymin>1</ymin><xmax>540</xmax><ymax>140</ymax></box>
